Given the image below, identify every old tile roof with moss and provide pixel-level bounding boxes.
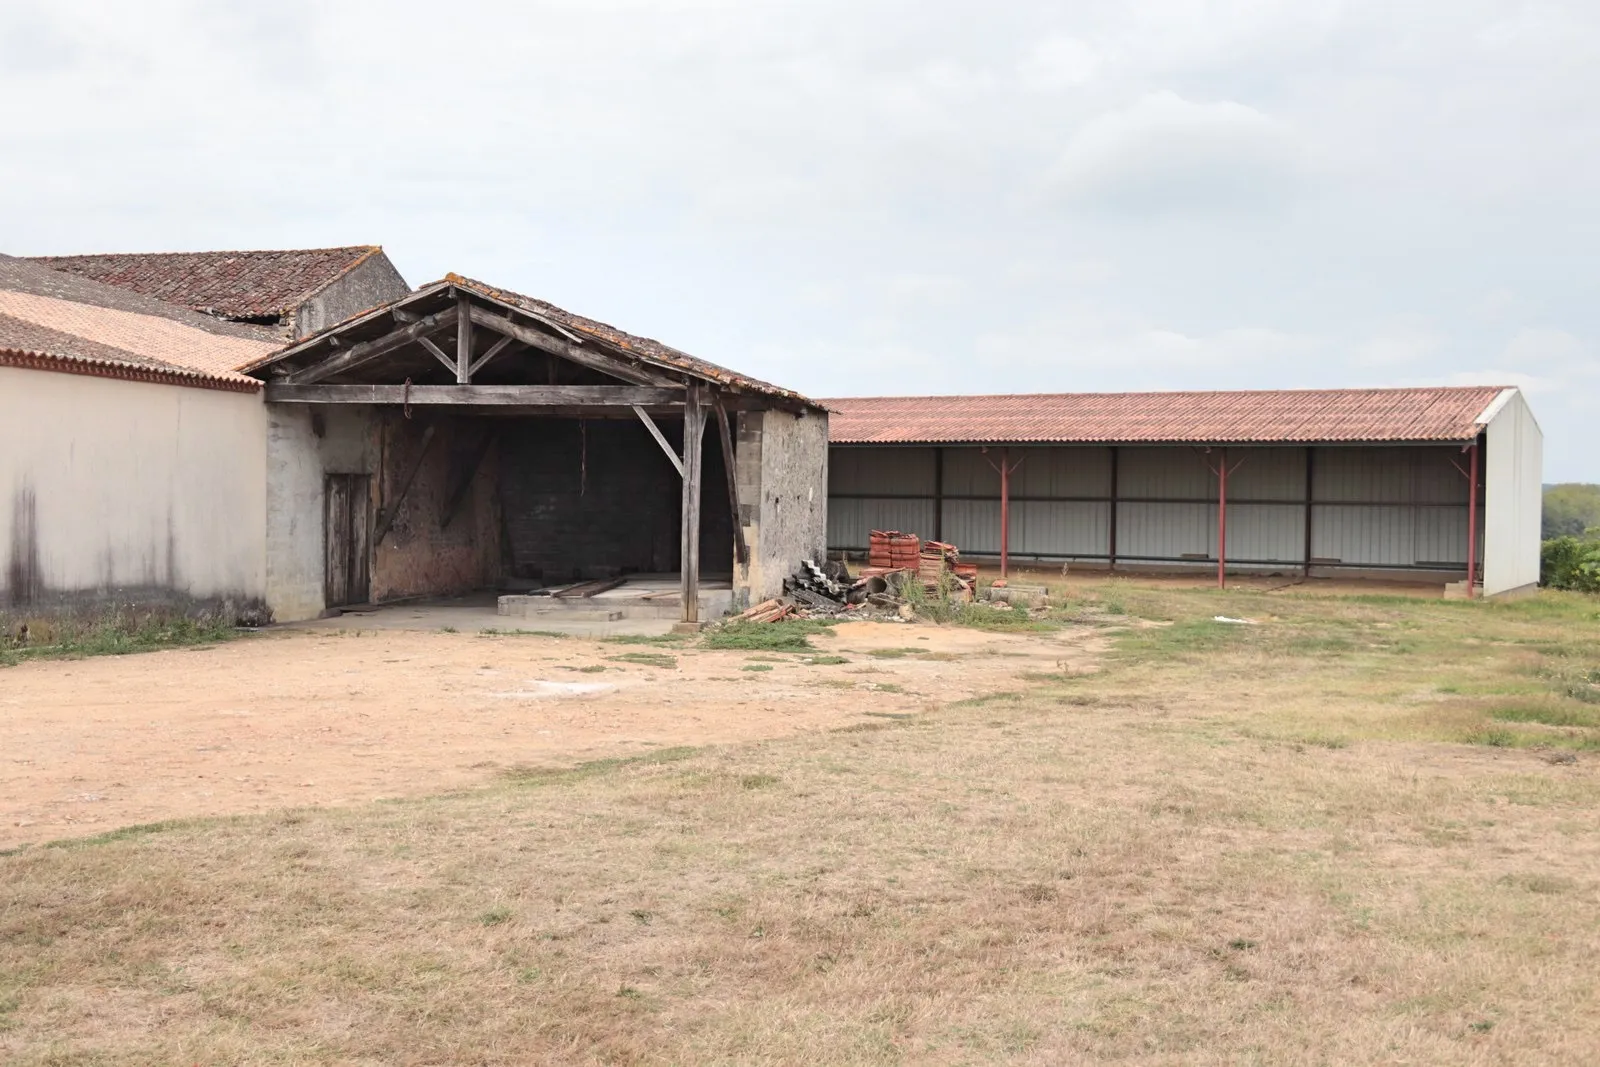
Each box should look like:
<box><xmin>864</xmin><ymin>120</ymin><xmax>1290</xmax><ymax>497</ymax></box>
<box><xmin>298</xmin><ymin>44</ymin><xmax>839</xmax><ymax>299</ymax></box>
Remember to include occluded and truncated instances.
<box><xmin>26</xmin><ymin>246</ymin><xmax>383</xmax><ymax>323</ymax></box>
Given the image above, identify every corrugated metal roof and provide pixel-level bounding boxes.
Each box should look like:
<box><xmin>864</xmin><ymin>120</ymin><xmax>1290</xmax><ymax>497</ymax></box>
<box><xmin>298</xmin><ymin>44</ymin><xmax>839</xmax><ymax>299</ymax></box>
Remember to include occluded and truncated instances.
<box><xmin>823</xmin><ymin>387</ymin><xmax>1510</xmax><ymax>445</ymax></box>
<box><xmin>26</xmin><ymin>247</ymin><xmax>383</xmax><ymax>323</ymax></box>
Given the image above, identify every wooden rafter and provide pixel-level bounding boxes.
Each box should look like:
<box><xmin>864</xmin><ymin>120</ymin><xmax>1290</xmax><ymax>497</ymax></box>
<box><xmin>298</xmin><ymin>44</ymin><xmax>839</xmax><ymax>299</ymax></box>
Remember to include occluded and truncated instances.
<box><xmin>284</xmin><ymin>307</ymin><xmax>460</xmax><ymax>385</ymax></box>
<box><xmin>465</xmin><ymin>304</ymin><xmax>681</xmax><ymax>388</ymax></box>
<box><xmin>632</xmin><ymin>405</ymin><xmax>685</xmax><ymax>477</ymax></box>
<box><xmin>265</xmin><ymin>384</ymin><xmax>683</xmax><ymax>406</ymax></box>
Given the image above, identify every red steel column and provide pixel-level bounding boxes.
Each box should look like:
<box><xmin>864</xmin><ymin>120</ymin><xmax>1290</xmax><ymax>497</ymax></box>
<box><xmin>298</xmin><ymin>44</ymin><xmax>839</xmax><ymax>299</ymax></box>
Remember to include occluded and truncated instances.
<box><xmin>1000</xmin><ymin>446</ymin><xmax>1011</xmax><ymax>579</ymax></box>
<box><xmin>1467</xmin><ymin>439</ymin><xmax>1479</xmax><ymax>598</ymax></box>
<box><xmin>1217</xmin><ymin>447</ymin><xmax>1228</xmax><ymax>590</ymax></box>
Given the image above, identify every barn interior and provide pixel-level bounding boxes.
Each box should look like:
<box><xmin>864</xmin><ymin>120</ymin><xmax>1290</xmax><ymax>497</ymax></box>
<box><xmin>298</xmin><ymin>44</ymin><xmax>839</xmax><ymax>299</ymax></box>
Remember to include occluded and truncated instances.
<box><xmin>244</xmin><ymin>277</ymin><xmax>810</xmax><ymax>624</ymax></box>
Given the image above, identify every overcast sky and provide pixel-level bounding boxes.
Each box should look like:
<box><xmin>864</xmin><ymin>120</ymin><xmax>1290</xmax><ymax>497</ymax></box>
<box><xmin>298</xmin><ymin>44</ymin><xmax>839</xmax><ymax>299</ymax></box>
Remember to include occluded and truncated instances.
<box><xmin>3</xmin><ymin>1</ymin><xmax>1596</xmax><ymax>478</ymax></box>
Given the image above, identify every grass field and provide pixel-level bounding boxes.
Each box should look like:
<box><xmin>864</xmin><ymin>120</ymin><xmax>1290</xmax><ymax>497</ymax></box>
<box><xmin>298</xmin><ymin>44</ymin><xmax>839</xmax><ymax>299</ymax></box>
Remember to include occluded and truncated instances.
<box><xmin>4</xmin><ymin>583</ymin><xmax>1599</xmax><ymax>1064</ymax></box>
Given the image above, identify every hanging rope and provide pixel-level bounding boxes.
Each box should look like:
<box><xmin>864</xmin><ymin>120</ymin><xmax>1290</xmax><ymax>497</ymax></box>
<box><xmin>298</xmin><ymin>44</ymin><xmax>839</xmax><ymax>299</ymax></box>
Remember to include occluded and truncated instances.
<box><xmin>402</xmin><ymin>377</ymin><xmax>413</xmax><ymax>420</ymax></box>
<box><xmin>580</xmin><ymin>419</ymin><xmax>588</xmax><ymax>496</ymax></box>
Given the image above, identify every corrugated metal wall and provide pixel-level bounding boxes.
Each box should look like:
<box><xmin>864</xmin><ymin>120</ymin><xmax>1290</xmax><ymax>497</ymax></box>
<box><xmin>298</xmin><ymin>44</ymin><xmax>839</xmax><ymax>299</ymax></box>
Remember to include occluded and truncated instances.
<box><xmin>828</xmin><ymin>443</ymin><xmax>1481</xmax><ymax>574</ymax></box>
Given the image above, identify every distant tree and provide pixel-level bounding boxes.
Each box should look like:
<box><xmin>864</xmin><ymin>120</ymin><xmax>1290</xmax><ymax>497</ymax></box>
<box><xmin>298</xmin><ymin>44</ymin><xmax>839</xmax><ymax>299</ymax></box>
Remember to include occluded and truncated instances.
<box><xmin>1542</xmin><ymin>484</ymin><xmax>1600</xmax><ymax>539</ymax></box>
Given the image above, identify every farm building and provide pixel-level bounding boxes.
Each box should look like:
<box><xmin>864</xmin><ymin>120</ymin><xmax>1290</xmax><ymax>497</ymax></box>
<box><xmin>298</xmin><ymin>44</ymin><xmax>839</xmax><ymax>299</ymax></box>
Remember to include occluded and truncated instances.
<box><xmin>824</xmin><ymin>388</ymin><xmax>1542</xmax><ymax>597</ymax></box>
<box><xmin>0</xmin><ymin>250</ymin><xmax>826</xmax><ymax>629</ymax></box>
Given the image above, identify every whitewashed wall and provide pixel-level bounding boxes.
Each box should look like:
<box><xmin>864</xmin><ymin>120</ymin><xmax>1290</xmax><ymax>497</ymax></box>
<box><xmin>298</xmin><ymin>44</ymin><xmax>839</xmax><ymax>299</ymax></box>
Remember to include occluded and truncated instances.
<box><xmin>0</xmin><ymin>365</ymin><xmax>267</xmax><ymax>618</ymax></box>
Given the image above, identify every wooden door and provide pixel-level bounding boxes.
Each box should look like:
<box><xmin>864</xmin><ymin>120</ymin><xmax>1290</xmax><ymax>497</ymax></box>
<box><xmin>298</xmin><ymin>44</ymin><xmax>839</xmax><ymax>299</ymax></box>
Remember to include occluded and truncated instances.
<box><xmin>324</xmin><ymin>474</ymin><xmax>371</xmax><ymax>607</ymax></box>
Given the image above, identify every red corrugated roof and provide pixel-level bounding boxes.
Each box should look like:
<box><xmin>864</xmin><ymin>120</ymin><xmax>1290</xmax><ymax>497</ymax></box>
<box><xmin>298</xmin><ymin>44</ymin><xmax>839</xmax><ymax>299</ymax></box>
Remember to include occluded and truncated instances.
<box><xmin>823</xmin><ymin>387</ymin><xmax>1510</xmax><ymax>445</ymax></box>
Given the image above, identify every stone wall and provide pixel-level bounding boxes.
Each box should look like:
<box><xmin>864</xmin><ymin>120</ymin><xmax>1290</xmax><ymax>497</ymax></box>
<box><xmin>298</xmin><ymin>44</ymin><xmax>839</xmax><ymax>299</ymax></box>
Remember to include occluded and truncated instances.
<box><xmin>734</xmin><ymin>406</ymin><xmax>829</xmax><ymax>607</ymax></box>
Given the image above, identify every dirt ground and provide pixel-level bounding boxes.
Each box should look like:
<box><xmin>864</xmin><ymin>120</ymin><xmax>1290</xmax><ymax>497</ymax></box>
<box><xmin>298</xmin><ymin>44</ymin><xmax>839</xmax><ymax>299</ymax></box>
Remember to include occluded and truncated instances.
<box><xmin>1</xmin><ymin>621</ymin><xmax>1103</xmax><ymax>849</ymax></box>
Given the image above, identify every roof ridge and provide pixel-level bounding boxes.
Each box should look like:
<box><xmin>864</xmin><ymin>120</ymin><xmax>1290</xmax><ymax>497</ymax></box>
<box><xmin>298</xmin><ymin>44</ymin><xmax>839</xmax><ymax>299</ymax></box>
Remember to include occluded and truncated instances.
<box><xmin>28</xmin><ymin>245</ymin><xmax>381</xmax><ymax>262</ymax></box>
<box><xmin>820</xmin><ymin>385</ymin><xmax>1510</xmax><ymax>402</ymax></box>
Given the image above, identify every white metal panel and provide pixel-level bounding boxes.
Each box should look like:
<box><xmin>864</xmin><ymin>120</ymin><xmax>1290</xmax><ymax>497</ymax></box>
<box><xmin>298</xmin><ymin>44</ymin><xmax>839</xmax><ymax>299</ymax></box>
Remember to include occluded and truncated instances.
<box><xmin>1117</xmin><ymin>502</ymin><xmax>1215</xmax><ymax>559</ymax></box>
<box><xmin>1011</xmin><ymin>501</ymin><xmax>1110</xmax><ymax>557</ymax></box>
<box><xmin>1226</xmin><ymin>448</ymin><xmax>1306</xmax><ymax>501</ymax></box>
<box><xmin>941</xmin><ymin>499</ymin><xmax>1000</xmax><ymax>553</ymax></box>
<box><xmin>939</xmin><ymin>447</ymin><xmax>999</xmax><ymax>496</ymax></box>
<box><xmin>1118</xmin><ymin>447</ymin><xmax>1214</xmax><ymax>499</ymax></box>
<box><xmin>826</xmin><ymin>497</ymin><xmax>937</xmax><ymax>550</ymax></box>
<box><xmin>828</xmin><ymin>446</ymin><xmax>937</xmax><ymax>495</ymax></box>
<box><xmin>1313</xmin><ymin>447</ymin><xmax>1413</xmax><ymax>502</ymax></box>
<box><xmin>1225</xmin><ymin>504</ymin><xmax>1305</xmax><ymax>562</ymax></box>
<box><xmin>1311</xmin><ymin>505</ymin><xmax>1415</xmax><ymax>566</ymax></box>
<box><xmin>1414</xmin><ymin>507</ymin><xmax>1474</xmax><ymax>565</ymax></box>
<box><xmin>1484</xmin><ymin>389</ymin><xmax>1543</xmax><ymax>595</ymax></box>
<box><xmin>1012</xmin><ymin>447</ymin><xmax>1112</xmax><ymax>498</ymax></box>
<box><xmin>1411</xmin><ymin>448</ymin><xmax>1469</xmax><ymax>504</ymax></box>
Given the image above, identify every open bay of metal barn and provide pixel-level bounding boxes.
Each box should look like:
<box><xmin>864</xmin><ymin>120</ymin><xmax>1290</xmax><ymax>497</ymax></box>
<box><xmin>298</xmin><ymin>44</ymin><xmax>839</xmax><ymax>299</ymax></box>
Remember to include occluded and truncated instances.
<box><xmin>828</xmin><ymin>445</ymin><xmax>1481</xmax><ymax>576</ymax></box>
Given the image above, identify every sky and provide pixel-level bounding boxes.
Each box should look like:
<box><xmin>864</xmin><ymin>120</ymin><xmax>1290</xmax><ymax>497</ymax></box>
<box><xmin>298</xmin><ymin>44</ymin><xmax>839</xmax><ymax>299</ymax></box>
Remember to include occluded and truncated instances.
<box><xmin>2</xmin><ymin>0</ymin><xmax>1597</xmax><ymax>479</ymax></box>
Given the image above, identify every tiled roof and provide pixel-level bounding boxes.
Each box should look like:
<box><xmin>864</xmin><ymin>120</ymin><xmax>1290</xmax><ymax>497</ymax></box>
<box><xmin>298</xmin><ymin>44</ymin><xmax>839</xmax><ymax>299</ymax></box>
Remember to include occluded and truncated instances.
<box><xmin>447</xmin><ymin>276</ymin><xmax>818</xmax><ymax>407</ymax></box>
<box><xmin>27</xmin><ymin>246</ymin><xmax>382</xmax><ymax>322</ymax></box>
<box><xmin>247</xmin><ymin>275</ymin><xmax>822</xmax><ymax>409</ymax></box>
<box><xmin>0</xmin><ymin>255</ymin><xmax>276</xmax><ymax>390</ymax></box>
<box><xmin>0</xmin><ymin>290</ymin><xmax>275</xmax><ymax>384</ymax></box>
<box><xmin>823</xmin><ymin>388</ymin><xmax>1511</xmax><ymax>445</ymax></box>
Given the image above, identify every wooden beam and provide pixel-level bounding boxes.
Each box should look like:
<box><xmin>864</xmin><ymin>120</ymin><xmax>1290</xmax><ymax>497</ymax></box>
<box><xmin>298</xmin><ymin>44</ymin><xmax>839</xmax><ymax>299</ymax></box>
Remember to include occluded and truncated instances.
<box><xmin>465</xmin><ymin>304</ymin><xmax>681</xmax><ymax>388</ymax></box>
<box><xmin>469</xmin><ymin>334</ymin><xmax>515</xmax><ymax>377</ymax></box>
<box><xmin>456</xmin><ymin>294</ymin><xmax>472</xmax><ymax>384</ymax></box>
<box><xmin>680</xmin><ymin>383</ymin><xmax>706</xmax><ymax>624</ymax></box>
<box><xmin>715</xmin><ymin>397</ymin><xmax>748</xmax><ymax>566</ymax></box>
<box><xmin>286</xmin><ymin>307</ymin><xmax>459</xmax><ymax>385</ymax></box>
<box><xmin>265</xmin><ymin>384</ymin><xmax>684</xmax><ymax>406</ymax></box>
<box><xmin>633</xmin><ymin>405</ymin><xmax>685</xmax><ymax>477</ymax></box>
<box><xmin>416</xmin><ymin>335</ymin><xmax>457</xmax><ymax>376</ymax></box>
<box><xmin>439</xmin><ymin>431</ymin><xmax>497</xmax><ymax>531</ymax></box>
<box><xmin>374</xmin><ymin>423</ymin><xmax>437</xmax><ymax>547</ymax></box>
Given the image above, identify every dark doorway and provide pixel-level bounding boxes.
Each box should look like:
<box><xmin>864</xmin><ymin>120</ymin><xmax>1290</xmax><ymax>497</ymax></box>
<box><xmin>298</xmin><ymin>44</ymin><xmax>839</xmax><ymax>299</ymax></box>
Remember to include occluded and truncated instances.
<box><xmin>324</xmin><ymin>473</ymin><xmax>372</xmax><ymax>607</ymax></box>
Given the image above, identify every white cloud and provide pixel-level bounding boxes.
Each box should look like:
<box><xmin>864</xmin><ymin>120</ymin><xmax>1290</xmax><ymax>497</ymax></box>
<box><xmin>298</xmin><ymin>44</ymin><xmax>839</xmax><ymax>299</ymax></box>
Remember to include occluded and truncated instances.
<box><xmin>1018</xmin><ymin>35</ymin><xmax>1101</xmax><ymax>91</ymax></box>
<box><xmin>1049</xmin><ymin>91</ymin><xmax>1303</xmax><ymax>211</ymax></box>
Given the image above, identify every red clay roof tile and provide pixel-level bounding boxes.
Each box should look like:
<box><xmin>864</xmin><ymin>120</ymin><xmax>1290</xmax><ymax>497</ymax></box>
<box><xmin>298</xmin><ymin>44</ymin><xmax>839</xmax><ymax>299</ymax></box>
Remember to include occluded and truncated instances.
<box><xmin>27</xmin><ymin>247</ymin><xmax>381</xmax><ymax>322</ymax></box>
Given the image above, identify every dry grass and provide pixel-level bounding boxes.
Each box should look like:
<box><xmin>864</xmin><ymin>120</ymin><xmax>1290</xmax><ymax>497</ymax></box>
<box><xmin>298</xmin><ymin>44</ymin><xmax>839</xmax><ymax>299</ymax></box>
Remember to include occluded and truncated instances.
<box><xmin>4</xmin><ymin>583</ymin><xmax>1600</xmax><ymax>1064</ymax></box>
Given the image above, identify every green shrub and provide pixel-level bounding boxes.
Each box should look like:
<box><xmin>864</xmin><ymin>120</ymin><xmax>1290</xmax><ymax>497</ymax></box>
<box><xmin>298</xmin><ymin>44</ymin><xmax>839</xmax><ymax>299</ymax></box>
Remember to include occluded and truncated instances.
<box><xmin>1541</xmin><ymin>536</ymin><xmax>1600</xmax><ymax>593</ymax></box>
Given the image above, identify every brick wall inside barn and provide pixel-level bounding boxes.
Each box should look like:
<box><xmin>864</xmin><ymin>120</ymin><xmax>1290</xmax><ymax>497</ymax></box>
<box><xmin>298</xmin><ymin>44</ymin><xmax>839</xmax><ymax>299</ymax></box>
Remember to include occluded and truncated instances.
<box><xmin>370</xmin><ymin>414</ymin><xmax>502</xmax><ymax>603</ymax></box>
<box><xmin>496</xmin><ymin>418</ymin><xmax>733</xmax><ymax>584</ymax></box>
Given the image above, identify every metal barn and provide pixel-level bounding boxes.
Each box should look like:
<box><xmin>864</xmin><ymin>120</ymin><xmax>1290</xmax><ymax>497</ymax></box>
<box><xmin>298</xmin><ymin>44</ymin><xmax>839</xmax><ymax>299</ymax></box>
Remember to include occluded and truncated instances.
<box><xmin>824</xmin><ymin>388</ymin><xmax>1543</xmax><ymax>596</ymax></box>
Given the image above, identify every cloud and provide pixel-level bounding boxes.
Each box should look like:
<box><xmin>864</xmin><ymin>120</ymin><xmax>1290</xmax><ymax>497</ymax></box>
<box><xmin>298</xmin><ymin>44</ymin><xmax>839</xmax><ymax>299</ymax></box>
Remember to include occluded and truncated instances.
<box><xmin>1049</xmin><ymin>91</ymin><xmax>1303</xmax><ymax>212</ymax></box>
<box><xmin>1018</xmin><ymin>34</ymin><xmax>1100</xmax><ymax>91</ymax></box>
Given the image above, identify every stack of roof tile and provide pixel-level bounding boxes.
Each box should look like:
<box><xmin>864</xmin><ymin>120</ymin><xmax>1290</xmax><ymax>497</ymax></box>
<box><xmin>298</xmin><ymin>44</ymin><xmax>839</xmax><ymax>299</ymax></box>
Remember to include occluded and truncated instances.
<box><xmin>869</xmin><ymin>531</ymin><xmax>921</xmax><ymax>570</ymax></box>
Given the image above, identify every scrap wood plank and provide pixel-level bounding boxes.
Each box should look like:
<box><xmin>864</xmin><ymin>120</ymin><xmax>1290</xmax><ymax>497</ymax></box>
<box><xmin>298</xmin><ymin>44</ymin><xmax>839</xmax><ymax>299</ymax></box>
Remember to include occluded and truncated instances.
<box><xmin>554</xmin><ymin>577</ymin><xmax>626</xmax><ymax>599</ymax></box>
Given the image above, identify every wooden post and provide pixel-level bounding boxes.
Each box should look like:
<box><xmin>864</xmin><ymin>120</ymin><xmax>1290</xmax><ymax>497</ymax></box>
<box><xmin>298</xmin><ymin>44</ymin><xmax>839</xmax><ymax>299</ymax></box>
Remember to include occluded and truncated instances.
<box><xmin>680</xmin><ymin>384</ymin><xmax>706</xmax><ymax>624</ymax></box>
<box><xmin>455</xmin><ymin>294</ymin><xmax>472</xmax><ymax>384</ymax></box>
<box><xmin>932</xmin><ymin>447</ymin><xmax>944</xmax><ymax>544</ymax></box>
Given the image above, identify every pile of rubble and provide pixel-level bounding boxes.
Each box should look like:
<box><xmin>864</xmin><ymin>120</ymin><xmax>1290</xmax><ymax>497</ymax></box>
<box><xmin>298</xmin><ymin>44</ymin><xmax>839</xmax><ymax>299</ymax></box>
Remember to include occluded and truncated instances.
<box><xmin>729</xmin><ymin>534</ymin><xmax>981</xmax><ymax>623</ymax></box>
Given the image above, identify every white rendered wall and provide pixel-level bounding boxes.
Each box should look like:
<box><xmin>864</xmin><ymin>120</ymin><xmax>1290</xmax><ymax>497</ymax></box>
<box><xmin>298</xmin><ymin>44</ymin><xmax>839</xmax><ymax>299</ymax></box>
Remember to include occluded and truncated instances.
<box><xmin>0</xmin><ymin>365</ymin><xmax>267</xmax><ymax>615</ymax></box>
<box><xmin>1483</xmin><ymin>389</ymin><xmax>1543</xmax><ymax>596</ymax></box>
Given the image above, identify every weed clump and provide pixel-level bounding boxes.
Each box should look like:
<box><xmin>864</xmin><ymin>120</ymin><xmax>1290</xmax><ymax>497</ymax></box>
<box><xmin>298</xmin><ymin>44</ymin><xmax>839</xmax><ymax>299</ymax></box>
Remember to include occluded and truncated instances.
<box><xmin>703</xmin><ymin>619</ymin><xmax>836</xmax><ymax>653</ymax></box>
<box><xmin>607</xmin><ymin>652</ymin><xmax>677</xmax><ymax>669</ymax></box>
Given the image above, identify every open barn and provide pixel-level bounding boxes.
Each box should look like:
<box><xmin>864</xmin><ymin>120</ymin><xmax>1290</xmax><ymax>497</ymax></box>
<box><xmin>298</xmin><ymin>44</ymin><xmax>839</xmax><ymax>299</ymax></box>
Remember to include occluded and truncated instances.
<box><xmin>824</xmin><ymin>388</ymin><xmax>1542</xmax><ymax>596</ymax></box>
<box><xmin>248</xmin><ymin>275</ymin><xmax>828</xmax><ymax>624</ymax></box>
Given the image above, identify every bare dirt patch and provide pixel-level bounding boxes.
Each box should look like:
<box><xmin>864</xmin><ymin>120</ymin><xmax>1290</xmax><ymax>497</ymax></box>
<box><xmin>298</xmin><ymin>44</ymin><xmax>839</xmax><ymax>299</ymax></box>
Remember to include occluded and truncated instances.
<box><xmin>1</xmin><ymin>621</ymin><xmax>1103</xmax><ymax>848</ymax></box>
